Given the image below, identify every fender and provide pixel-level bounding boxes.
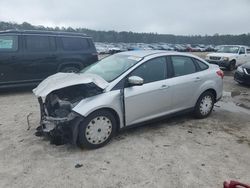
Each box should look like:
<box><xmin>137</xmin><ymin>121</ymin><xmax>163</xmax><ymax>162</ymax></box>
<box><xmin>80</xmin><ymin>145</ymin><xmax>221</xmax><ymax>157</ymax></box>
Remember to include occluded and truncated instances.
<box><xmin>72</xmin><ymin>90</ymin><xmax>125</xmax><ymax>128</ymax></box>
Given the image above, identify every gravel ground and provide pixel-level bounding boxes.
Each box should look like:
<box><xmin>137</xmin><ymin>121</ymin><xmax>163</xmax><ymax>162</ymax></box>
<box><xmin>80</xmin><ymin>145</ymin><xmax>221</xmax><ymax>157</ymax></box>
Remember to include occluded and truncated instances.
<box><xmin>0</xmin><ymin>70</ymin><xmax>250</xmax><ymax>188</ymax></box>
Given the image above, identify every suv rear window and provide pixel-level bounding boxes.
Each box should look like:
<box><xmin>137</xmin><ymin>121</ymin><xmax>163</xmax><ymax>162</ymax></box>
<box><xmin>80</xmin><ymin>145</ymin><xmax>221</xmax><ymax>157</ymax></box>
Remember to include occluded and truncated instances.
<box><xmin>0</xmin><ymin>35</ymin><xmax>18</xmax><ymax>51</ymax></box>
<box><xmin>25</xmin><ymin>35</ymin><xmax>55</xmax><ymax>52</ymax></box>
<box><xmin>61</xmin><ymin>37</ymin><xmax>89</xmax><ymax>51</ymax></box>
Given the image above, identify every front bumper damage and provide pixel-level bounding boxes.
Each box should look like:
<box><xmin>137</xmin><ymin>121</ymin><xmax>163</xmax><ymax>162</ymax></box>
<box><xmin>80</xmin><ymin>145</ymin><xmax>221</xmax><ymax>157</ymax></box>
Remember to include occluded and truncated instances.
<box><xmin>35</xmin><ymin>97</ymin><xmax>83</xmax><ymax>145</ymax></box>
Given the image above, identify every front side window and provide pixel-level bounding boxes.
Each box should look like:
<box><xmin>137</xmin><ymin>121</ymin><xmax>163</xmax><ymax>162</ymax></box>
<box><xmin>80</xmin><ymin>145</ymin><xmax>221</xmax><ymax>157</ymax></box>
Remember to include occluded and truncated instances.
<box><xmin>130</xmin><ymin>57</ymin><xmax>166</xmax><ymax>84</ymax></box>
<box><xmin>171</xmin><ymin>56</ymin><xmax>196</xmax><ymax>77</ymax></box>
<box><xmin>61</xmin><ymin>37</ymin><xmax>89</xmax><ymax>51</ymax></box>
<box><xmin>239</xmin><ymin>47</ymin><xmax>245</xmax><ymax>54</ymax></box>
<box><xmin>26</xmin><ymin>36</ymin><xmax>53</xmax><ymax>52</ymax></box>
<box><xmin>247</xmin><ymin>49</ymin><xmax>250</xmax><ymax>54</ymax></box>
<box><xmin>0</xmin><ymin>35</ymin><xmax>18</xmax><ymax>51</ymax></box>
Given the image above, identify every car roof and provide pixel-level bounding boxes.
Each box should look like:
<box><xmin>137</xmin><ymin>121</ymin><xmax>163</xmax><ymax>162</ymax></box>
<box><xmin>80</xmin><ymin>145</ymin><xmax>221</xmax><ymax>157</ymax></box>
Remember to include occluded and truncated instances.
<box><xmin>117</xmin><ymin>50</ymin><xmax>195</xmax><ymax>58</ymax></box>
<box><xmin>0</xmin><ymin>29</ymin><xmax>90</xmax><ymax>37</ymax></box>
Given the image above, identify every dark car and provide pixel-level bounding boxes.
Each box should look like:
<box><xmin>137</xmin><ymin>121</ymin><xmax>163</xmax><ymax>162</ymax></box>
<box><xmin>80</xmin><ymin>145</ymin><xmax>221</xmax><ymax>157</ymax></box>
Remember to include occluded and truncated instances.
<box><xmin>234</xmin><ymin>62</ymin><xmax>250</xmax><ymax>85</ymax></box>
<box><xmin>0</xmin><ymin>30</ymin><xmax>98</xmax><ymax>88</ymax></box>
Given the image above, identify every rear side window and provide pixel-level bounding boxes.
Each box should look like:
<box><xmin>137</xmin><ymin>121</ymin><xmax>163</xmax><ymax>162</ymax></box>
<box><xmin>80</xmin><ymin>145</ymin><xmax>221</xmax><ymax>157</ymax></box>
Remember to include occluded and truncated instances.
<box><xmin>25</xmin><ymin>35</ymin><xmax>55</xmax><ymax>52</ymax></box>
<box><xmin>247</xmin><ymin>49</ymin><xmax>250</xmax><ymax>54</ymax></box>
<box><xmin>130</xmin><ymin>57</ymin><xmax>166</xmax><ymax>84</ymax></box>
<box><xmin>171</xmin><ymin>56</ymin><xmax>196</xmax><ymax>77</ymax></box>
<box><xmin>194</xmin><ymin>59</ymin><xmax>209</xmax><ymax>70</ymax></box>
<box><xmin>0</xmin><ymin>35</ymin><xmax>18</xmax><ymax>51</ymax></box>
<box><xmin>61</xmin><ymin>37</ymin><xmax>89</xmax><ymax>51</ymax></box>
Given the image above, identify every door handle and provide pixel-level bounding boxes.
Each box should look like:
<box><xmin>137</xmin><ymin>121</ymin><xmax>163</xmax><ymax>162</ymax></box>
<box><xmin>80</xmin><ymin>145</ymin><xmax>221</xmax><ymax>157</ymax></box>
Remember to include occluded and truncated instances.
<box><xmin>194</xmin><ymin>77</ymin><xmax>202</xmax><ymax>82</ymax></box>
<box><xmin>160</xmin><ymin>84</ymin><xmax>170</xmax><ymax>90</ymax></box>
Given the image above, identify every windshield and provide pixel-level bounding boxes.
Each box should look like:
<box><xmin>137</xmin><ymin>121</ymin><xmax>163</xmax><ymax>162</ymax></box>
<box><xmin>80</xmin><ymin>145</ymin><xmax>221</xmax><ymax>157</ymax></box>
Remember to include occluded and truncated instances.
<box><xmin>81</xmin><ymin>54</ymin><xmax>141</xmax><ymax>82</ymax></box>
<box><xmin>217</xmin><ymin>46</ymin><xmax>239</xmax><ymax>53</ymax></box>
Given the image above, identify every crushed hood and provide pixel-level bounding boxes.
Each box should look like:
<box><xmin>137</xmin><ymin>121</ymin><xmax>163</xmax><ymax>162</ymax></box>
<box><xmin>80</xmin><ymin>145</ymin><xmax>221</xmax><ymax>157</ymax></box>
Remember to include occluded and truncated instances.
<box><xmin>33</xmin><ymin>73</ymin><xmax>109</xmax><ymax>97</ymax></box>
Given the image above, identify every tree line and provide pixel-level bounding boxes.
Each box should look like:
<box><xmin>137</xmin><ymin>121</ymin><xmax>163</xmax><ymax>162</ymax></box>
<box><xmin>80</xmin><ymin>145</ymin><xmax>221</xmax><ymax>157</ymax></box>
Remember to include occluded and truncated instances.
<box><xmin>1</xmin><ymin>21</ymin><xmax>250</xmax><ymax>45</ymax></box>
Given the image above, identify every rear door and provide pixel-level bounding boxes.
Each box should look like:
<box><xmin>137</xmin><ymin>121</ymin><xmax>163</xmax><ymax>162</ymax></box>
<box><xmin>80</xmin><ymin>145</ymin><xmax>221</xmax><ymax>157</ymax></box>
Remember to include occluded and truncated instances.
<box><xmin>168</xmin><ymin>55</ymin><xmax>207</xmax><ymax>111</ymax></box>
<box><xmin>0</xmin><ymin>34</ymin><xmax>20</xmax><ymax>84</ymax></box>
<box><xmin>18</xmin><ymin>35</ymin><xmax>58</xmax><ymax>81</ymax></box>
<box><xmin>124</xmin><ymin>56</ymin><xmax>172</xmax><ymax>125</ymax></box>
<box><xmin>59</xmin><ymin>37</ymin><xmax>97</xmax><ymax>69</ymax></box>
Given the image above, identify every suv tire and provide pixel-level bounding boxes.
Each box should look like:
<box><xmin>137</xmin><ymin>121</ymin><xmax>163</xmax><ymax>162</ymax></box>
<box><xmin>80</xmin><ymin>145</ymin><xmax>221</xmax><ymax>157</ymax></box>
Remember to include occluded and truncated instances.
<box><xmin>228</xmin><ymin>60</ymin><xmax>236</xmax><ymax>71</ymax></box>
<box><xmin>61</xmin><ymin>66</ymin><xmax>80</xmax><ymax>73</ymax></box>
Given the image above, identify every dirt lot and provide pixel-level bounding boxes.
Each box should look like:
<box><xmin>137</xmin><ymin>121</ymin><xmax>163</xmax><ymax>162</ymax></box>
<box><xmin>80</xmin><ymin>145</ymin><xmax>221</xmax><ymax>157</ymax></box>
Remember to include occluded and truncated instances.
<box><xmin>0</xmin><ymin>66</ymin><xmax>250</xmax><ymax>188</ymax></box>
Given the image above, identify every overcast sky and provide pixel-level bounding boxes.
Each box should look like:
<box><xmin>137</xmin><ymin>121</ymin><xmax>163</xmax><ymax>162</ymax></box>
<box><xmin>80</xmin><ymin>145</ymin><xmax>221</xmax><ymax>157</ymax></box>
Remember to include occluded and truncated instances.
<box><xmin>0</xmin><ymin>0</ymin><xmax>250</xmax><ymax>35</ymax></box>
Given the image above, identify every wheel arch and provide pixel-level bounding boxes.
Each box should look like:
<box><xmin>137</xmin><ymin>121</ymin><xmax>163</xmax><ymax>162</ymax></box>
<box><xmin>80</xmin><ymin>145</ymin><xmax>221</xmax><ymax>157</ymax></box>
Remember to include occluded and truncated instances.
<box><xmin>57</xmin><ymin>62</ymin><xmax>83</xmax><ymax>72</ymax></box>
<box><xmin>199</xmin><ymin>88</ymin><xmax>217</xmax><ymax>102</ymax></box>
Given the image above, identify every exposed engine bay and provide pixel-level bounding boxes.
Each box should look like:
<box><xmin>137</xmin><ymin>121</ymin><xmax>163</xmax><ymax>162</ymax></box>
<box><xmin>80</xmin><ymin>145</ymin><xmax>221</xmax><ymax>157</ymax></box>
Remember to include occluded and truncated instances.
<box><xmin>45</xmin><ymin>83</ymin><xmax>103</xmax><ymax>118</ymax></box>
<box><xmin>35</xmin><ymin>83</ymin><xmax>103</xmax><ymax>145</ymax></box>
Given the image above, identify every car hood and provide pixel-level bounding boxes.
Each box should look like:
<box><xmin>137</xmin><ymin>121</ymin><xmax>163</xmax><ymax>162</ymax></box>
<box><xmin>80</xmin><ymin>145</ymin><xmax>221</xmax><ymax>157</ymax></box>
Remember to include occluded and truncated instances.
<box><xmin>207</xmin><ymin>52</ymin><xmax>236</xmax><ymax>58</ymax></box>
<box><xmin>242</xmin><ymin>62</ymin><xmax>250</xmax><ymax>68</ymax></box>
<box><xmin>33</xmin><ymin>73</ymin><xmax>109</xmax><ymax>97</ymax></box>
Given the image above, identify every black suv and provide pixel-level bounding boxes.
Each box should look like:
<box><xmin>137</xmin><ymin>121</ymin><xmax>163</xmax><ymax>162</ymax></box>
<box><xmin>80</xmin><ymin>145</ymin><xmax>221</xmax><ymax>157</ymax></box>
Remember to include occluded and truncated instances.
<box><xmin>0</xmin><ymin>30</ymin><xmax>98</xmax><ymax>88</ymax></box>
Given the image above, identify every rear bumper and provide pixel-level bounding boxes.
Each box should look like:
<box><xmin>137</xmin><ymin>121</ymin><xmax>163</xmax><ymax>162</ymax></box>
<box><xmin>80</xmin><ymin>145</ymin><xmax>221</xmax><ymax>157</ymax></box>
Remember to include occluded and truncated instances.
<box><xmin>36</xmin><ymin>97</ymin><xmax>83</xmax><ymax>145</ymax></box>
<box><xmin>234</xmin><ymin>71</ymin><xmax>250</xmax><ymax>85</ymax></box>
<box><xmin>207</xmin><ymin>60</ymin><xmax>231</xmax><ymax>68</ymax></box>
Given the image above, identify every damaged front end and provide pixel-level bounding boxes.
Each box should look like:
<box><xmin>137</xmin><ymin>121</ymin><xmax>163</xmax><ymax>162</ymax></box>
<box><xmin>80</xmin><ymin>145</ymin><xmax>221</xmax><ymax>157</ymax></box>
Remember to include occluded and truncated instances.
<box><xmin>33</xmin><ymin>73</ymin><xmax>108</xmax><ymax>145</ymax></box>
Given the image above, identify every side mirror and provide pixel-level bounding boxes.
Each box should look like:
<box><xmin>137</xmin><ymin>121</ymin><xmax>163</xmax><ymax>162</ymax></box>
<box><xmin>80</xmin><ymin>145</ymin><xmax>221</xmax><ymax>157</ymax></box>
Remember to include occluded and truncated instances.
<box><xmin>127</xmin><ymin>76</ymin><xmax>144</xmax><ymax>86</ymax></box>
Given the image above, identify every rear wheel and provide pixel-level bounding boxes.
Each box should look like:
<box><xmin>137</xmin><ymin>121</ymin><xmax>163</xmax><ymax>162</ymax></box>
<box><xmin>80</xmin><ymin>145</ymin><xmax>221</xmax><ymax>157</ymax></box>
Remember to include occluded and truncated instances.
<box><xmin>60</xmin><ymin>66</ymin><xmax>80</xmax><ymax>73</ymax></box>
<box><xmin>194</xmin><ymin>91</ymin><xmax>215</xmax><ymax>119</ymax></box>
<box><xmin>78</xmin><ymin>110</ymin><xmax>116</xmax><ymax>149</ymax></box>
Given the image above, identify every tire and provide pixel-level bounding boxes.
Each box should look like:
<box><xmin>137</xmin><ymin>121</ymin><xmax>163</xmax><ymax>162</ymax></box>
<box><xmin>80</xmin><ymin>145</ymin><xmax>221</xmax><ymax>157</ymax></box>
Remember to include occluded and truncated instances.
<box><xmin>78</xmin><ymin>110</ymin><xmax>117</xmax><ymax>149</ymax></box>
<box><xmin>60</xmin><ymin>66</ymin><xmax>80</xmax><ymax>73</ymax></box>
<box><xmin>227</xmin><ymin>60</ymin><xmax>236</xmax><ymax>71</ymax></box>
<box><xmin>194</xmin><ymin>91</ymin><xmax>215</xmax><ymax>119</ymax></box>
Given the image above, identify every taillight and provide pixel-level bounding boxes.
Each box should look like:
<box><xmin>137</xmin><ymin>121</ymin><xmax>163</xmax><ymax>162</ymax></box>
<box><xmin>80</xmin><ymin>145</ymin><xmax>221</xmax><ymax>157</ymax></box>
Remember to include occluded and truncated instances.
<box><xmin>216</xmin><ymin>70</ymin><xmax>224</xmax><ymax>79</ymax></box>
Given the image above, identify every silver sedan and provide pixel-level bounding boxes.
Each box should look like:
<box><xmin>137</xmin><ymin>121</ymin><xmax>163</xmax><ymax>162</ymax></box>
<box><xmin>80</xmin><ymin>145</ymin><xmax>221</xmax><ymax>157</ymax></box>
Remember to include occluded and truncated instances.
<box><xmin>33</xmin><ymin>50</ymin><xmax>223</xmax><ymax>149</ymax></box>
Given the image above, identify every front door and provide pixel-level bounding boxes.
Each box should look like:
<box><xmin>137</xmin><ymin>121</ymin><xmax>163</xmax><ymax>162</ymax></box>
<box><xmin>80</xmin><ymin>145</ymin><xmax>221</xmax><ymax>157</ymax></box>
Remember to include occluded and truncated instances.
<box><xmin>18</xmin><ymin>35</ymin><xmax>58</xmax><ymax>82</ymax></box>
<box><xmin>124</xmin><ymin>56</ymin><xmax>172</xmax><ymax>125</ymax></box>
<box><xmin>0</xmin><ymin>34</ymin><xmax>20</xmax><ymax>84</ymax></box>
<box><xmin>237</xmin><ymin>47</ymin><xmax>247</xmax><ymax>66</ymax></box>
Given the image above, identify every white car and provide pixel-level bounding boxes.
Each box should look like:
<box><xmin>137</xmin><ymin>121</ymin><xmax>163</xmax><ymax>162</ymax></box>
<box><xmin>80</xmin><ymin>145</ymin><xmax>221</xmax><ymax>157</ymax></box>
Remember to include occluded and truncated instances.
<box><xmin>205</xmin><ymin>45</ymin><xmax>250</xmax><ymax>70</ymax></box>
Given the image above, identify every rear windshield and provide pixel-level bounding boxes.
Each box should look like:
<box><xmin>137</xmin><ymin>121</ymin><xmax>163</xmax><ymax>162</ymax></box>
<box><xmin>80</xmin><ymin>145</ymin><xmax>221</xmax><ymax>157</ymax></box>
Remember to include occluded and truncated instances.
<box><xmin>61</xmin><ymin>37</ymin><xmax>90</xmax><ymax>51</ymax></box>
<box><xmin>0</xmin><ymin>35</ymin><xmax>18</xmax><ymax>51</ymax></box>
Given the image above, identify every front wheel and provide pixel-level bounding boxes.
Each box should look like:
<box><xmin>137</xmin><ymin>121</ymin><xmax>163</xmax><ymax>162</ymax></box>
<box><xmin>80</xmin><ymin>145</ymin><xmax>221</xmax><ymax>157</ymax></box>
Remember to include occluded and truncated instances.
<box><xmin>194</xmin><ymin>91</ymin><xmax>215</xmax><ymax>119</ymax></box>
<box><xmin>78</xmin><ymin>110</ymin><xmax>116</xmax><ymax>149</ymax></box>
<box><xmin>227</xmin><ymin>60</ymin><xmax>236</xmax><ymax>71</ymax></box>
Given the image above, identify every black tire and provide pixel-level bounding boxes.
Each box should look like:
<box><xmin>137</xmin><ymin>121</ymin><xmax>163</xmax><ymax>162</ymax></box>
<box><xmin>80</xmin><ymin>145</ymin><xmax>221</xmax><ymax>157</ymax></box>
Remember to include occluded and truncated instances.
<box><xmin>78</xmin><ymin>110</ymin><xmax>117</xmax><ymax>149</ymax></box>
<box><xmin>194</xmin><ymin>91</ymin><xmax>215</xmax><ymax>119</ymax></box>
<box><xmin>60</xmin><ymin>66</ymin><xmax>80</xmax><ymax>73</ymax></box>
<box><xmin>227</xmin><ymin>60</ymin><xmax>236</xmax><ymax>71</ymax></box>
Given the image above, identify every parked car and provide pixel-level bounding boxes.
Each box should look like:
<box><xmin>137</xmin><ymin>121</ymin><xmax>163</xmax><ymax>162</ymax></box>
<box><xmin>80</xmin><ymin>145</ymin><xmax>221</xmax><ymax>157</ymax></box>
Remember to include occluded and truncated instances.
<box><xmin>0</xmin><ymin>30</ymin><xmax>98</xmax><ymax>88</ymax></box>
<box><xmin>205</xmin><ymin>45</ymin><xmax>250</xmax><ymax>71</ymax></box>
<box><xmin>33</xmin><ymin>50</ymin><xmax>223</xmax><ymax>149</ymax></box>
<box><xmin>234</xmin><ymin>62</ymin><xmax>250</xmax><ymax>85</ymax></box>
